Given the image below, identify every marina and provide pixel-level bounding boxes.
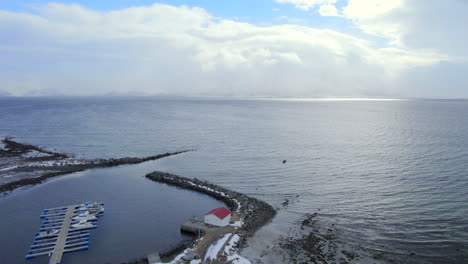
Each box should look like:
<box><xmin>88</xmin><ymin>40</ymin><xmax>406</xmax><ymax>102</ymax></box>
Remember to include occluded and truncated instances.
<box><xmin>26</xmin><ymin>202</ymin><xmax>104</xmax><ymax>264</ymax></box>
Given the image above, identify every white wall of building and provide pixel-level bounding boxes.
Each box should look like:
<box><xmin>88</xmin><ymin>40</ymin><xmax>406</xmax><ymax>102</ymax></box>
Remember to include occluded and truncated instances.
<box><xmin>204</xmin><ymin>214</ymin><xmax>231</xmax><ymax>226</ymax></box>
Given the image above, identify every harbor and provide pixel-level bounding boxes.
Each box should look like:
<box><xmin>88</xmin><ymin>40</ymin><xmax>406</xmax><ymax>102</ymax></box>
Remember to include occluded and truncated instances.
<box><xmin>26</xmin><ymin>202</ymin><xmax>104</xmax><ymax>264</ymax></box>
<box><xmin>0</xmin><ymin>163</ymin><xmax>226</xmax><ymax>264</ymax></box>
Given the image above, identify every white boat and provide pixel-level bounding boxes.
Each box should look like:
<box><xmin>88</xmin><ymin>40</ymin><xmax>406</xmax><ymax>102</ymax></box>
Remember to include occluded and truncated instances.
<box><xmin>75</xmin><ymin>204</ymin><xmax>104</xmax><ymax>216</ymax></box>
<box><xmin>71</xmin><ymin>222</ymin><xmax>96</xmax><ymax>230</ymax></box>
<box><xmin>77</xmin><ymin>202</ymin><xmax>104</xmax><ymax>211</ymax></box>
<box><xmin>36</xmin><ymin>229</ymin><xmax>60</xmax><ymax>239</ymax></box>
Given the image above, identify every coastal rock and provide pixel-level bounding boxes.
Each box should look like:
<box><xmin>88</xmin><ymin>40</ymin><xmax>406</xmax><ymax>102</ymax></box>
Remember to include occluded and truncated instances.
<box><xmin>145</xmin><ymin>171</ymin><xmax>276</xmax><ymax>238</ymax></box>
<box><xmin>0</xmin><ymin>137</ymin><xmax>192</xmax><ymax>193</ymax></box>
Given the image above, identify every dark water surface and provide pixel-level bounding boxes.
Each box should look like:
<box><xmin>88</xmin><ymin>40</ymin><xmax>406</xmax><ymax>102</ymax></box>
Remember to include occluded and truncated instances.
<box><xmin>0</xmin><ymin>159</ymin><xmax>224</xmax><ymax>264</ymax></box>
<box><xmin>0</xmin><ymin>97</ymin><xmax>467</xmax><ymax>263</ymax></box>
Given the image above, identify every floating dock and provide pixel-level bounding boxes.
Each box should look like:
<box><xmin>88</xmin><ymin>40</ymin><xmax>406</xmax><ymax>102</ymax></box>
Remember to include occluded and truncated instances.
<box><xmin>26</xmin><ymin>202</ymin><xmax>104</xmax><ymax>264</ymax></box>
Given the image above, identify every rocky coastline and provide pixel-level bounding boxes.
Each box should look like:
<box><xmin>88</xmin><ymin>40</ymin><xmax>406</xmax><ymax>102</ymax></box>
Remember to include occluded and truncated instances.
<box><xmin>1</xmin><ymin>138</ymin><xmax>278</xmax><ymax>263</ymax></box>
<box><xmin>145</xmin><ymin>171</ymin><xmax>277</xmax><ymax>263</ymax></box>
<box><xmin>0</xmin><ymin>138</ymin><xmax>190</xmax><ymax>194</ymax></box>
<box><xmin>146</xmin><ymin>171</ymin><xmax>276</xmax><ymax>238</ymax></box>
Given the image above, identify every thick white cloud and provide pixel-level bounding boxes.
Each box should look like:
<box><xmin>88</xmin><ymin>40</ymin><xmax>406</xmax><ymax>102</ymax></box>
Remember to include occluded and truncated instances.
<box><xmin>318</xmin><ymin>4</ymin><xmax>340</xmax><ymax>16</ymax></box>
<box><xmin>343</xmin><ymin>0</ymin><xmax>468</xmax><ymax>56</ymax></box>
<box><xmin>276</xmin><ymin>0</ymin><xmax>336</xmax><ymax>11</ymax></box>
<box><xmin>0</xmin><ymin>3</ymin><xmax>462</xmax><ymax>98</ymax></box>
<box><xmin>343</xmin><ymin>0</ymin><xmax>402</xmax><ymax>20</ymax></box>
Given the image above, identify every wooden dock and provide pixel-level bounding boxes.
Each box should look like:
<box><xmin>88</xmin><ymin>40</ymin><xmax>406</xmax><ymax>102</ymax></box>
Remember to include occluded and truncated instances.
<box><xmin>26</xmin><ymin>202</ymin><xmax>104</xmax><ymax>263</ymax></box>
<box><xmin>49</xmin><ymin>205</ymin><xmax>75</xmax><ymax>264</ymax></box>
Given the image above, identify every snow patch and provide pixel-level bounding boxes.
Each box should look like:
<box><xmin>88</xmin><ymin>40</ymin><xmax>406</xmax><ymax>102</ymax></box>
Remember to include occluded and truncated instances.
<box><xmin>234</xmin><ymin>199</ymin><xmax>242</xmax><ymax>212</ymax></box>
<box><xmin>26</xmin><ymin>159</ymin><xmax>87</xmax><ymax>167</ymax></box>
<box><xmin>187</xmin><ymin>180</ymin><xmax>228</xmax><ymax>197</ymax></box>
<box><xmin>230</xmin><ymin>220</ymin><xmax>243</xmax><ymax>227</ymax></box>
<box><xmin>204</xmin><ymin>233</ymin><xmax>232</xmax><ymax>262</ymax></box>
<box><xmin>224</xmin><ymin>234</ymin><xmax>240</xmax><ymax>255</ymax></box>
<box><xmin>156</xmin><ymin>248</ymin><xmax>190</xmax><ymax>264</ymax></box>
<box><xmin>154</xmin><ymin>237</ymin><xmax>204</xmax><ymax>264</ymax></box>
<box><xmin>21</xmin><ymin>150</ymin><xmax>52</xmax><ymax>158</ymax></box>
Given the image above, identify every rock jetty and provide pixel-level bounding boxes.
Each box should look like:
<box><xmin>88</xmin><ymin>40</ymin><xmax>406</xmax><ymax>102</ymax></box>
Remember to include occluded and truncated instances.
<box><xmin>0</xmin><ymin>137</ymin><xmax>191</xmax><ymax>193</ymax></box>
<box><xmin>145</xmin><ymin>171</ymin><xmax>277</xmax><ymax>263</ymax></box>
<box><xmin>146</xmin><ymin>171</ymin><xmax>276</xmax><ymax>237</ymax></box>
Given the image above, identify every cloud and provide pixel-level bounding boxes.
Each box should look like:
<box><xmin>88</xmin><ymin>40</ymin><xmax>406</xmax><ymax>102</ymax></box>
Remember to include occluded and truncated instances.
<box><xmin>343</xmin><ymin>0</ymin><xmax>468</xmax><ymax>57</ymax></box>
<box><xmin>343</xmin><ymin>0</ymin><xmax>402</xmax><ymax>20</ymax></box>
<box><xmin>276</xmin><ymin>0</ymin><xmax>336</xmax><ymax>11</ymax></box>
<box><xmin>318</xmin><ymin>4</ymin><xmax>340</xmax><ymax>16</ymax></box>
<box><xmin>0</xmin><ymin>3</ymin><xmax>463</xmax><ymax>98</ymax></box>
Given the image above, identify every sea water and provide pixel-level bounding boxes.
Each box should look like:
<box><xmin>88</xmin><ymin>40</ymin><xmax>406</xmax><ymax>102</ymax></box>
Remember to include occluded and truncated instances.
<box><xmin>0</xmin><ymin>97</ymin><xmax>466</xmax><ymax>263</ymax></box>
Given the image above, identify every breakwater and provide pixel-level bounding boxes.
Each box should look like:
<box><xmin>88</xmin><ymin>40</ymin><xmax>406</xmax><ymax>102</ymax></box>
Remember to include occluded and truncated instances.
<box><xmin>0</xmin><ymin>138</ymin><xmax>191</xmax><ymax>193</ymax></box>
<box><xmin>145</xmin><ymin>171</ymin><xmax>276</xmax><ymax>238</ymax></box>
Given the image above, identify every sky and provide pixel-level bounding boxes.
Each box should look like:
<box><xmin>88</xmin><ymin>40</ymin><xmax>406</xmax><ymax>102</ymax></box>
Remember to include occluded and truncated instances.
<box><xmin>0</xmin><ymin>0</ymin><xmax>467</xmax><ymax>98</ymax></box>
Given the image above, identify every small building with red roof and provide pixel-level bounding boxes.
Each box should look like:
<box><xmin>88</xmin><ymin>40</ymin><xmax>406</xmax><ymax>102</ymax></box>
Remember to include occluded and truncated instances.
<box><xmin>204</xmin><ymin>207</ymin><xmax>231</xmax><ymax>226</ymax></box>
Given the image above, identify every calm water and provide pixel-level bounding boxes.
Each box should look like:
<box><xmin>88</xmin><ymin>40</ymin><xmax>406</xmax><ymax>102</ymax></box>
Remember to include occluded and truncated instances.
<box><xmin>0</xmin><ymin>160</ymin><xmax>225</xmax><ymax>264</ymax></box>
<box><xmin>0</xmin><ymin>97</ymin><xmax>467</xmax><ymax>263</ymax></box>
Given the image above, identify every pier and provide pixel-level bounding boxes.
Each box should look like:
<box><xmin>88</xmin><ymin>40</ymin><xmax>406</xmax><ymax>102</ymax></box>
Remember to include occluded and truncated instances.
<box><xmin>180</xmin><ymin>219</ymin><xmax>219</xmax><ymax>235</ymax></box>
<box><xmin>26</xmin><ymin>202</ymin><xmax>104</xmax><ymax>264</ymax></box>
<box><xmin>49</xmin><ymin>205</ymin><xmax>75</xmax><ymax>264</ymax></box>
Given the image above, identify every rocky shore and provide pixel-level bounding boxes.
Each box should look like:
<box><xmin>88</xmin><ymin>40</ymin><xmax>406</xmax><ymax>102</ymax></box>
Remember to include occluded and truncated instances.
<box><xmin>0</xmin><ymin>138</ymin><xmax>190</xmax><ymax>194</ymax></box>
<box><xmin>0</xmin><ymin>137</ymin><xmax>69</xmax><ymax>160</ymax></box>
<box><xmin>146</xmin><ymin>171</ymin><xmax>276</xmax><ymax>237</ymax></box>
<box><xmin>145</xmin><ymin>171</ymin><xmax>277</xmax><ymax>263</ymax></box>
<box><xmin>1</xmin><ymin>138</ymin><xmax>277</xmax><ymax>263</ymax></box>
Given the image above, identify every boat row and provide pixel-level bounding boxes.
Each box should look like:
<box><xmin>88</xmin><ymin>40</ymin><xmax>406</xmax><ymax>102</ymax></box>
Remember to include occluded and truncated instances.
<box><xmin>40</xmin><ymin>202</ymin><xmax>104</xmax><ymax>219</ymax></box>
<box><xmin>26</xmin><ymin>202</ymin><xmax>104</xmax><ymax>260</ymax></box>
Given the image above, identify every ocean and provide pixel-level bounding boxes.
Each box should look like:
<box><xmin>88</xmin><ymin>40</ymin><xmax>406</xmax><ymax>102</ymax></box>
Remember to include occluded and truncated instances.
<box><xmin>0</xmin><ymin>97</ymin><xmax>467</xmax><ymax>263</ymax></box>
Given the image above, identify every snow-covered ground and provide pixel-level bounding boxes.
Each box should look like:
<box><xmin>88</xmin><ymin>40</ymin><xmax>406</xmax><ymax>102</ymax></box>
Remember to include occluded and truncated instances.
<box><xmin>204</xmin><ymin>233</ymin><xmax>232</xmax><ymax>262</ymax></box>
<box><xmin>21</xmin><ymin>150</ymin><xmax>53</xmax><ymax>158</ymax></box>
<box><xmin>158</xmin><ymin>231</ymin><xmax>251</xmax><ymax>264</ymax></box>
<box><xmin>229</xmin><ymin>220</ymin><xmax>243</xmax><ymax>227</ymax></box>
<box><xmin>26</xmin><ymin>159</ymin><xmax>89</xmax><ymax>167</ymax></box>
<box><xmin>224</xmin><ymin>234</ymin><xmax>251</xmax><ymax>264</ymax></box>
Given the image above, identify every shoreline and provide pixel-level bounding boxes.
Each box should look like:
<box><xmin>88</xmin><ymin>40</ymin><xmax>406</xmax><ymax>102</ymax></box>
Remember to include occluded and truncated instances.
<box><xmin>144</xmin><ymin>171</ymin><xmax>277</xmax><ymax>263</ymax></box>
<box><xmin>0</xmin><ymin>138</ymin><xmax>191</xmax><ymax>194</ymax></box>
<box><xmin>0</xmin><ymin>150</ymin><xmax>190</xmax><ymax>194</ymax></box>
<box><xmin>1</xmin><ymin>138</ymin><xmax>277</xmax><ymax>263</ymax></box>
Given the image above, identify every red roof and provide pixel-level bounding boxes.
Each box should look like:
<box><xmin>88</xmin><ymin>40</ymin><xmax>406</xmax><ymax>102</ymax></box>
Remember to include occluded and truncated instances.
<box><xmin>205</xmin><ymin>207</ymin><xmax>231</xmax><ymax>220</ymax></box>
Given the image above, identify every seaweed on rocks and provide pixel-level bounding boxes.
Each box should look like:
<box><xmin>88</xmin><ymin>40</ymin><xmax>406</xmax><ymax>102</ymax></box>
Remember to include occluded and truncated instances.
<box><xmin>278</xmin><ymin>213</ymin><xmax>357</xmax><ymax>264</ymax></box>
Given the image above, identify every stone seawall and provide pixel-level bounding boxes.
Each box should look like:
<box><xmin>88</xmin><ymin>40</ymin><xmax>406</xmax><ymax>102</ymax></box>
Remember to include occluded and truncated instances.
<box><xmin>145</xmin><ymin>171</ymin><xmax>276</xmax><ymax>238</ymax></box>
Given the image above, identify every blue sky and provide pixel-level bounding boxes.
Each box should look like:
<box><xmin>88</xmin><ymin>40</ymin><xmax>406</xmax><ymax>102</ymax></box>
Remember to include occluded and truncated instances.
<box><xmin>0</xmin><ymin>0</ymin><xmax>467</xmax><ymax>98</ymax></box>
<box><xmin>0</xmin><ymin>0</ymin><xmax>357</xmax><ymax>35</ymax></box>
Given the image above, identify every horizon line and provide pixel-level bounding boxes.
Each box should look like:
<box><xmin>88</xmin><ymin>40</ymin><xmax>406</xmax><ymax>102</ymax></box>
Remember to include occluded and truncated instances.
<box><xmin>1</xmin><ymin>95</ymin><xmax>468</xmax><ymax>101</ymax></box>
